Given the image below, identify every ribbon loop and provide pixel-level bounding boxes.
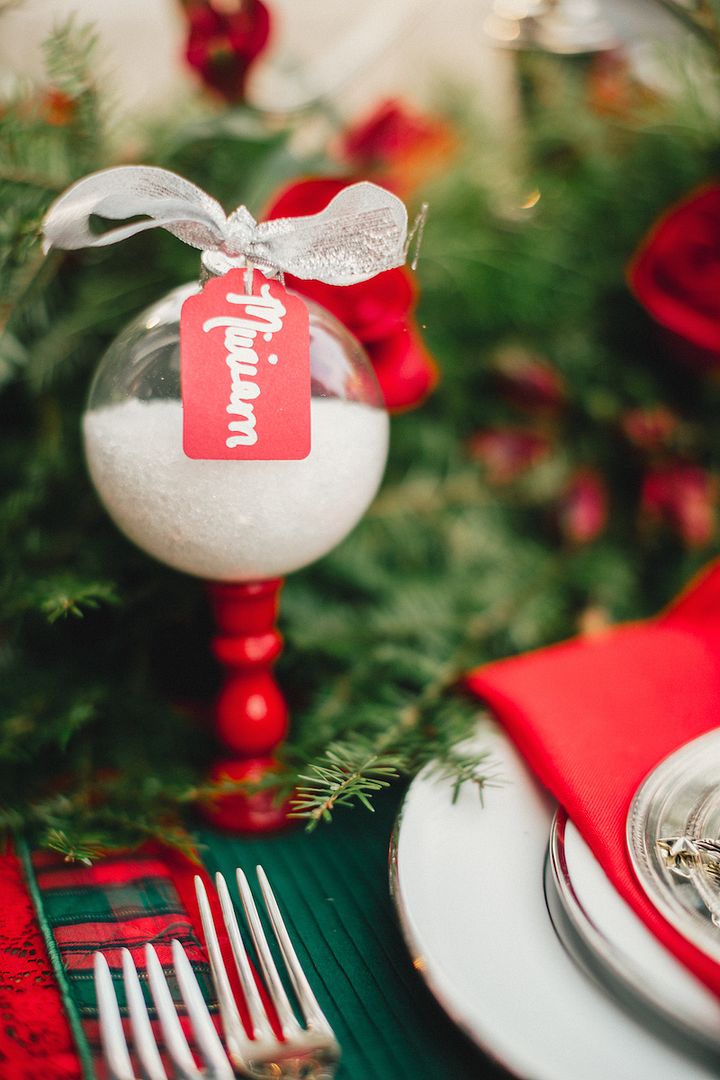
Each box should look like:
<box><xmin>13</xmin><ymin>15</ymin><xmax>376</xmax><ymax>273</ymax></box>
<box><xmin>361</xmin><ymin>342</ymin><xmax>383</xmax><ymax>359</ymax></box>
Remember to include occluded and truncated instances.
<box><xmin>41</xmin><ymin>166</ymin><xmax>228</xmax><ymax>254</ymax></box>
<box><xmin>42</xmin><ymin>166</ymin><xmax>410</xmax><ymax>286</ymax></box>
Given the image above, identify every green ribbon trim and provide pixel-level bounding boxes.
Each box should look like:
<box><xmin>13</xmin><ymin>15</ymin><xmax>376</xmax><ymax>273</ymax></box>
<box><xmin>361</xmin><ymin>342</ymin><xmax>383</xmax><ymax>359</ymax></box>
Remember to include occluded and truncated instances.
<box><xmin>16</xmin><ymin>836</ymin><xmax>96</xmax><ymax>1080</ymax></box>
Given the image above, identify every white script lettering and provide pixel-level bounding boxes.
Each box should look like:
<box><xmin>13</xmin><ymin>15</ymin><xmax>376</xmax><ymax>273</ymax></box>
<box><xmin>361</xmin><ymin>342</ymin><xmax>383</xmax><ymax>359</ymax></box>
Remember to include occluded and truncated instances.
<box><xmin>201</xmin><ymin>283</ymin><xmax>286</xmax><ymax>448</ymax></box>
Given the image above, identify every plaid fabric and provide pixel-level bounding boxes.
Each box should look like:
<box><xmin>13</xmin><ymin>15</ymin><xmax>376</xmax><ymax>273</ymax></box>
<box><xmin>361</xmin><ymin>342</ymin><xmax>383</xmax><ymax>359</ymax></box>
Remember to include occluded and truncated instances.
<box><xmin>32</xmin><ymin>851</ymin><xmax>215</xmax><ymax>1021</ymax></box>
<box><xmin>24</xmin><ymin>848</ymin><xmax>221</xmax><ymax>1077</ymax></box>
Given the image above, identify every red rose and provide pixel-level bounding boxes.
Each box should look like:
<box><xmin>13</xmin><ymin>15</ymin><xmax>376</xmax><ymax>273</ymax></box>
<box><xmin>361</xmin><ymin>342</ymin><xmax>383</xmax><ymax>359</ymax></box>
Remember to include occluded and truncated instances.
<box><xmin>467</xmin><ymin>428</ymin><xmax>552</xmax><ymax>485</ymax></box>
<box><xmin>264</xmin><ymin>177</ymin><xmax>438</xmax><ymax>412</ymax></box>
<box><xmin>491</xmin><ymin>345</ymin><xmax>566</xmax><ymax>414</ymax></box>
<box><xmin>42</xmin><ymin>88</ymin><xmax>76</xmax><ymax>127</ymax></box>
<box><xmin>185</xmin><ymin>0</ymin><xmax>270</xmax><ymax>103</ymax></box>
<box><xmin>587</xmin><ymin>49</ymin><xmax>656</xmax><ymax>118</ymax></box>
<box><xmin>629</xmin><ymin>185</ymin><xmax>720</xmax><ymax>369</ymax></box>
<box><xmin>339</xmin><ymin>98</ymin><xmax>456</xmax><ymax>195</ymax></box>
<box><xmin>558</xmin><ymin>469</ymin><xmax>608</xmax><ymax>545</ymax></box>
<box><xmin>621</xmin><ymin>405</ymin><xmax>678</xmax><ymax>453</ymax></box>
<box><xmin>640</xmin><ymin>464</ymin><xmax>715</xmax><ymax>548</ymax></box>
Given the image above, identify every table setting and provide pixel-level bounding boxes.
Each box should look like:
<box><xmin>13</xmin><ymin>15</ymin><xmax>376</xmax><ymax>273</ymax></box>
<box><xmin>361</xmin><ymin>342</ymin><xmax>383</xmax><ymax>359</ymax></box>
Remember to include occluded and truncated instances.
<box><xmin>396</xmin><ymin>559</ymin><xmax>720</xmax><ymax>1079</ymax></box>
<box><xmin>6</xmin><ymin>1</ymin><xmax>720</xmax><ymax>1078</ymax></box>
<box><xmin>11</xmin><ymin>559</ymin><xmax>720</xmax><ymax>1079</ymax></box>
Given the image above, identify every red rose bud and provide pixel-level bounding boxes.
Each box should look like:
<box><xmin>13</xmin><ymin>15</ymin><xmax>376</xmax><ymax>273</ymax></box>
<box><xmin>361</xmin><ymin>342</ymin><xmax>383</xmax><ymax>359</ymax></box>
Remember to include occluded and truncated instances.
<box><xmin>339</xmin><ymin>98</ymin><xmax>455</xmax><ymax>193</ymax></box>
<box><xmin>587</xmin><ymin>49</ymin><xmax>656</xmax><ymax>118</ymax></box>
<box><xmin>629</xmin><ymin>185</ymin><xmax>720</xmax><ymax>370</ymax></box>
<box><xmin>468</xmin><ymin>428</ymin><xmax>552</xmax><ymax>485</ymax></box>
<box><xmin>640</xmin><ymin>465</ymin><xmax>715</xmax><ymax>548</ymax></box>
<box><xmin>185</xmin><ymin>0</ymin><xmax>270</xmax><ymax>102</ymax></box>
<box><xmin>264</xmin><ymin>177</ymin><xmax>439</xmax><ymax>412</ymax></box>
<box><xmin>42</xmin><ymin>88</ymin><xmax>77</xmax><ymax>127</ymax></box>
<box><xmin>492</xmin><ymin>345</ymin><xmax>566</xmax><ymax>413</ymax></box>
<box><xmin>621</xmin><ymin>405</ymin><xmax>678</xmax><ymax>452</ymax></box>
<box><xmin>558</xmin><ymin>469</ymin><xmax>608</xmax><ymax>545</ymax></box>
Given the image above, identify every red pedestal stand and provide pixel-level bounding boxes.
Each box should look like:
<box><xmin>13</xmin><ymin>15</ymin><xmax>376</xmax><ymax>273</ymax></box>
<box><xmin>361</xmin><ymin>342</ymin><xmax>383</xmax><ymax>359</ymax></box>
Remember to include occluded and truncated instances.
<box><xmin>204</xmin><ymin>579</ymin><xmax>291</xmax><ymax>831</ymax></box>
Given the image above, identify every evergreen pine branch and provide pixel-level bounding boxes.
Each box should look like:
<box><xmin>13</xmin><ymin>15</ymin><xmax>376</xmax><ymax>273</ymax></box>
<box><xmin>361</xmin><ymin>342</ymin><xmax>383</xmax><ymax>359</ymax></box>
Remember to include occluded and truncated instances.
<box><xmin>0</xmin><ymin>168</ymin><xmax>66</xmax><ymax>193</ymax></box>
<box><xmin>42</xmin><ymin>19</ymin><xmax>99</xmax><ymax>102</ymax></box>
<box><xmin>426</xmin><ymin>750</ymin><xmax>503</xmax><ymax>806</ymax></box>
<box><xmin>36</xmin><ymin>578</ymin><xmax>120</xmax><ymax>623</ymax></box>
<box><xmin>1</xmin><ymin>25</ymin><xmax>719</xmax><ymax>858</ymax></box>
<box><xmin>288</xmin><ymin>744</ymin><xmax>404</xmax><ymax>829</ymax></box>
<box><xmin>1</xmin><ymin>774</ymin><xmax>204</xmax><ymax>863</ymax></box>
<box><xmin>44</xmin><ymin>829</ymin><xmax>108</xmax><ymax>866</ymax></box>
<box><xmin>651</xmin><ymin>1</ymin><xmax>720</xmax><ymax>51</ymax></box>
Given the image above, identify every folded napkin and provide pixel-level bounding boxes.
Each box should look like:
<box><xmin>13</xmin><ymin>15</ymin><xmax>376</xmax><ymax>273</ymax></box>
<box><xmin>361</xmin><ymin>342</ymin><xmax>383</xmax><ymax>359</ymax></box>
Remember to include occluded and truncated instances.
<box><xmin>467</xmin><ymin>559</ymin><xmax>720</xmax><ymax>997</ymax></box>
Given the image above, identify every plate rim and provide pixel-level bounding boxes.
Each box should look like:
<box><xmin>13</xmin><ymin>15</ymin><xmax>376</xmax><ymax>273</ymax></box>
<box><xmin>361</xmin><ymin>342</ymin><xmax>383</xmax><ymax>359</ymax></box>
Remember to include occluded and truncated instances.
<box><xmin>549</xmin><ymin>809</ymin><xmax>720</xmax><ymax>1057</ymax></box>
<box><xmin>388</xmin><ymin>805</ymin><xmax>522</xmax><ymax>1079</ymax></box>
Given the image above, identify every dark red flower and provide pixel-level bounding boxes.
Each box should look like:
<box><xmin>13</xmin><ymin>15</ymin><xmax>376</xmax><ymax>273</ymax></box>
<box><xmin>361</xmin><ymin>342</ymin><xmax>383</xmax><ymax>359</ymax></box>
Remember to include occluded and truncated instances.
<box><xmin>640</xmin><ymin>465</ymin><xmax>715</xmax><ymax>548</ymax></box>
<box><xmin>621</xmin><ymin>405</ymin><xmax>678</xmax><ymax>452</ymax></box>
<box><xmin>587</xmin><ymin>49</ymin><xmax>657</xmax><ymax>118</ymax></box>
<box><xmin>468</xmin><ymin>428</ymin><xmax>552</xmax><ymax>485</ymax></box>
<box><xmin>629</xmin><ymin>185</ymin><xmax>720</xmax><ymax>370</ymax></box>
<box><xmin>492</xmin><ymin>345</ymin><xmax>566</xmax><ymax>414</ymax></box>
<box><xmin>264</xmin><ymin>177</ymin><xmax>438</xmax><ymax>411</ymax></box>
<box><xmin>185</xmin><ymin>0</ymin><xmax>270</xmax><ymax>103</ymax></box>
<box><xmin>339</xmin><ymin>98</ymin><xmax>456</xmax><ymax>194</ymax></box>
<box><xmin>558</xmin><ymin>469</ymin><xmax>608</xmax><ymax>545</ymax></box>
<box><xmin>42</xmin><ymin>88</ymin><xmax>76</xmax><ymax>127</ymax></box>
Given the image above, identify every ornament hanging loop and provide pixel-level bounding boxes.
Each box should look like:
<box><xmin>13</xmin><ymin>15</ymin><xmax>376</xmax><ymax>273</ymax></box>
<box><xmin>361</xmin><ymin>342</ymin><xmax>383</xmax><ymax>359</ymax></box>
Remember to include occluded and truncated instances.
<box><xmin>406</xmin><ymin>202</ymin><xmax>429</xmax><ymax>271</ymax></box>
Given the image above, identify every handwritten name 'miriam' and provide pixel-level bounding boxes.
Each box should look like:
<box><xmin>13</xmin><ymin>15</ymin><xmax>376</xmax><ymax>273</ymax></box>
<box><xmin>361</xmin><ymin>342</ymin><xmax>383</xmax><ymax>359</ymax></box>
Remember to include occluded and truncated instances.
<box><xmin>202</xmin><ymin>283</ymin><xmax>286</xmax><ymax>447</ymax></box>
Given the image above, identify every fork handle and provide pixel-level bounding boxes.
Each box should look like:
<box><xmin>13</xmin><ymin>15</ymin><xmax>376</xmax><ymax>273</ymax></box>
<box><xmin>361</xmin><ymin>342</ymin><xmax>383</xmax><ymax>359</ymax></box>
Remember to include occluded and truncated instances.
<box><xmin>204</xmin><ymin>579</ymin><xmax>290</xmax><ymax>831</ymax></box>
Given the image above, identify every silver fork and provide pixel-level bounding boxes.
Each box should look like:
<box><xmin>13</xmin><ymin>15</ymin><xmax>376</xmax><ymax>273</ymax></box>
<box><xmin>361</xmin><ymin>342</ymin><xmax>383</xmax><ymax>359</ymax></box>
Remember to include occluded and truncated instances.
<box><xmin>94</xmin><ymin>941</ymin><xmax>234</xmax><ymax>1080</ymax></box>
<box><xmin>194</xmin><ymin>865</ymin><xmax>340</xmax><ymax>1080</ymax></box>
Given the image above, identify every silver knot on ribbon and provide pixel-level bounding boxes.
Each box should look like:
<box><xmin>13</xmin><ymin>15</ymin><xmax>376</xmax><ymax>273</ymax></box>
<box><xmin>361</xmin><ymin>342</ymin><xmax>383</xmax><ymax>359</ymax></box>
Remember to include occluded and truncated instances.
<box><xmin>42</xmin><ymin>165</ymin><xmax>413</xmax><ymax>287</ymax></box>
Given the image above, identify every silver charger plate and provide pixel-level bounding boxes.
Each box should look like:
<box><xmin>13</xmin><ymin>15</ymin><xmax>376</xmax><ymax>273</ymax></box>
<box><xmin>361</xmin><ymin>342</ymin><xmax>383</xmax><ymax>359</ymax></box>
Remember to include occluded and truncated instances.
<box><xmin>628</xmin><ymin>728</ymin><xmax>720</xmax><ymax>963</ymax></box>
<box><xmin>390</xmin><ymin>722</ymin><xmax>719</xmax><ymax>1080</ymax></box>
<box><xmin>546</xmin><ymin>809</ymin><xmax>720</xmax><ymax>1062</ymax></box>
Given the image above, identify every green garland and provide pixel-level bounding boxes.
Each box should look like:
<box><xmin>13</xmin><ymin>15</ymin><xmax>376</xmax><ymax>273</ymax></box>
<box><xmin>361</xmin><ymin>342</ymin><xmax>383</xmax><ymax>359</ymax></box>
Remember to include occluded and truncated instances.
<box><xmin>2</xmin><ymin>12</ymin><xmax>720</xmax><ymax>858</ymax></box>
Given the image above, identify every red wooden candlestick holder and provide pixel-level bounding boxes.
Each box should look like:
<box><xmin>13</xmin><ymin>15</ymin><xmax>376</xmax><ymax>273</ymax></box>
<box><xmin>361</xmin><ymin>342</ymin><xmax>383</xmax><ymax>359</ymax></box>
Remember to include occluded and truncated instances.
<box><xmin>204</xmin><ymin>578</ymin><xmax>291</xmax><ymax>832</ymax></box>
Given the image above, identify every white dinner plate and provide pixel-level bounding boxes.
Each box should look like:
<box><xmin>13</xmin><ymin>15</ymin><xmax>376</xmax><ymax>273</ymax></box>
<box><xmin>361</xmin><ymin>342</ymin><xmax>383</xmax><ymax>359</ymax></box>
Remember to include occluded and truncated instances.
<box><xmin>390</xmin><ymin>722</ymin><xmax>720</xmax><ymax>1080</ymax></box>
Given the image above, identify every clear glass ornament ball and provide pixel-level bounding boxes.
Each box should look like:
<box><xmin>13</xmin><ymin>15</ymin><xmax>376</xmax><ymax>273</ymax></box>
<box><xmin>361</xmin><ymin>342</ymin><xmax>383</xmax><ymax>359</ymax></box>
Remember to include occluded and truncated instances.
<box><xmin>82</xmin><ymin>282</ymin><xmax>389</xmax><ymax>582</ymax></box>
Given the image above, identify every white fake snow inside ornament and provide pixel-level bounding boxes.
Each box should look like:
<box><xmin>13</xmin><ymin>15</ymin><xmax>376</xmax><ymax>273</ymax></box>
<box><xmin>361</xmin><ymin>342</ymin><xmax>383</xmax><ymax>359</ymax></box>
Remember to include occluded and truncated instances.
<box><xmin>83</xmin><ymin>397</ymin><xmax>389</xmax><ymax>581</ymax></box>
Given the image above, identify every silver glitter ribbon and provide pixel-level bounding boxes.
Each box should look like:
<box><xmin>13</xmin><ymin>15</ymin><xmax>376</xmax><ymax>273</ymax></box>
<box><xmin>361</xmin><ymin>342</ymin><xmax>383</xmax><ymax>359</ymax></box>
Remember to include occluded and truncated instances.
<box><xmin>42</xmin><ymin>165</ymin><xmax>411</xmax><ymax>286</ymax></box>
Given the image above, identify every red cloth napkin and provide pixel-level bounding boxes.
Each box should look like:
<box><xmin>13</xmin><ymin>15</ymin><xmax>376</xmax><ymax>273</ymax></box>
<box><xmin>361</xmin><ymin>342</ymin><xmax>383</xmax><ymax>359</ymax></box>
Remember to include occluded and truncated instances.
<box><xmin>467</xmin><ymin>558</ymin><xmax>720</xmax><ymax>996</ymax></box>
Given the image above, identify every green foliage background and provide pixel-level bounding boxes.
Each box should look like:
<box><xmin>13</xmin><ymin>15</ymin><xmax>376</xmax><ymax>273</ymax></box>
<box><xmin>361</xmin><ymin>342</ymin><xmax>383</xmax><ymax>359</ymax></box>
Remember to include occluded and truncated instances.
<box><xmin>1</xmin><ymin>16</ymin><xmax>720</xmax><ymax>858</ymax></box>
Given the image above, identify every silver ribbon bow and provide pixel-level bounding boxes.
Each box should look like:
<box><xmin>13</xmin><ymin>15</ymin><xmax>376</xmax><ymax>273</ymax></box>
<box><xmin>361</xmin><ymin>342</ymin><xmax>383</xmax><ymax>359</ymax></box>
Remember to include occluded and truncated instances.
<box><xmin>42</xmin><ymin>165</ymin><xmax>411</xmax><ymax>286</ymax></box>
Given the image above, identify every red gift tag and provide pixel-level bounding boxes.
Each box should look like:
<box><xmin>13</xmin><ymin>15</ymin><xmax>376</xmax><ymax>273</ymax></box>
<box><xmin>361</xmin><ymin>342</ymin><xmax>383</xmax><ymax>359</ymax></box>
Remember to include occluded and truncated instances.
<box><xmin>181</xmin><ymin>270</ymin><xmax>311</xmax><ymax>460</ymax></box>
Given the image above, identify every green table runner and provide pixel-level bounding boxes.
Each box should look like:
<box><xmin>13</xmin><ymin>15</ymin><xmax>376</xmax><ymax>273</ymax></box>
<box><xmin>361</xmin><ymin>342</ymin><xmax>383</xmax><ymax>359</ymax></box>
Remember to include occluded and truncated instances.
<box><xmin>198</xmin><ymin>790</ymin><xmax>503</xmax><ymax>1080</ymax></box>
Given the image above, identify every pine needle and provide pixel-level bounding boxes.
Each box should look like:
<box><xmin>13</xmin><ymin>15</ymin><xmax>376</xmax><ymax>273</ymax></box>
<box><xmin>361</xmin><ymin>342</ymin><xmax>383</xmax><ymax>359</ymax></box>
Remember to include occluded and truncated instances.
<box><xmin>289</xmin><ymin>744</ymin><xmax>404</xmax><ymax>829</ymax></box>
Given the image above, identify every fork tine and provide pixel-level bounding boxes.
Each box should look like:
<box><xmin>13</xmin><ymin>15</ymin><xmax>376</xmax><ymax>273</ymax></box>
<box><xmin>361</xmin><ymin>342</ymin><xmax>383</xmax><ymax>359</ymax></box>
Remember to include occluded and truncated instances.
<box><xmin>145</xmin><ymin>944</ymin><xmax>203</xmax><ymax>1080</ymax></box>
<box><xmin>121</xmin><ymin>949</ymin><xmax>167</xmax><ymax>1080</ymax></box>
<box><xmin>94</xmin><ymin>952</ymin><xmax>135</xmax><ymax>1080</ymax></box>
<box><xmin>194</xmin><ymin>875</ymin><xmax>258</xmax><ymax>1057</ymax></box>
<box><xmin>256</xmin><ymin>865</ymin><xmax>336</xmax><ymax>1036</ymax></box>
<box><xmin>171</xmin><ymin>939</ymin><xmax>235</xmax><ymax>1080</ymax></box>
<box><xmin>214</xmin><ymin>871</ymin><xmax>277</xmax><ymax>1042</ymax></box>
<box><xmin>235</xmin><ymin>866</ymin><xmax>302</xmax><ymax>1039</ymax></box>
